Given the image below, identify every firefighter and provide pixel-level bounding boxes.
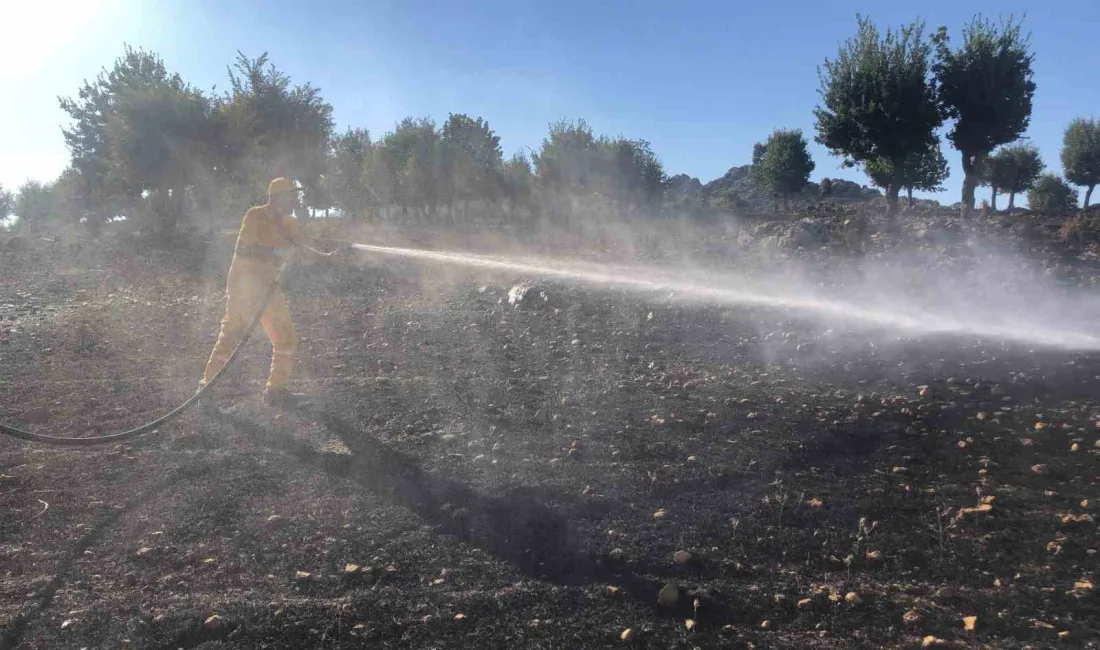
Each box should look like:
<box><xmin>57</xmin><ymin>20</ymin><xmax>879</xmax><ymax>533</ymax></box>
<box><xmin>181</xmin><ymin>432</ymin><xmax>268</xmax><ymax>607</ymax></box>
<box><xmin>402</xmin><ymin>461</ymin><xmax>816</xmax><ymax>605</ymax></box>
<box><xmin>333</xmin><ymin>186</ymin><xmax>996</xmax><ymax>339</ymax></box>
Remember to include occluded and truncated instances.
<box><xmin>199</xmin><ymin>177</ymin><xmax>335</xmax><ymax>408</ymax></box>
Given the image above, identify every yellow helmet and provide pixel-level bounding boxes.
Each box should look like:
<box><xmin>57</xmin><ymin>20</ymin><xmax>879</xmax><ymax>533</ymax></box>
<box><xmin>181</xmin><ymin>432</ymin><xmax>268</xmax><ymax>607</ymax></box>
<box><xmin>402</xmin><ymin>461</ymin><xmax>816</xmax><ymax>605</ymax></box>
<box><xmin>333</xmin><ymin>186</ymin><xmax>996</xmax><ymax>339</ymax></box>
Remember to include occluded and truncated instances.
<box><xmin>268</xmin><ymin>177</ymin><xmax>297</xmax><ymax>198</ymax></box>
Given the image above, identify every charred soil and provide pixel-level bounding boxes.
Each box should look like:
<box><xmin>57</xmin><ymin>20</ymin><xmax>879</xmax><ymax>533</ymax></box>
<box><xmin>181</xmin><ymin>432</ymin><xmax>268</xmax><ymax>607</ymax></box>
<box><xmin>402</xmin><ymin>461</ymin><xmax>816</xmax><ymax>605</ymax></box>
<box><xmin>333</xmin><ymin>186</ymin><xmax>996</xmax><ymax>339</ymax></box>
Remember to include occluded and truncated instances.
<box><xmin>1</xmin><ymin>224</ymin><xmax>1098</xmax><ymax>649</ymax></box>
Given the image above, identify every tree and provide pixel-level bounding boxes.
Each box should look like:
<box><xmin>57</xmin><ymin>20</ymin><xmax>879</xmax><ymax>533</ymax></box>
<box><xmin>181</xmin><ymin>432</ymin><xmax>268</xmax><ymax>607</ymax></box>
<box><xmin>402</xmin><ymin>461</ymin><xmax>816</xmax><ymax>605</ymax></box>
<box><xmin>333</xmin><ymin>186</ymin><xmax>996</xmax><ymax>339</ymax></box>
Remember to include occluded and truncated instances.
<box><xmin>1027</xmin><ymin>174</ymin><xmax>1078</xmax><ymax>213</ymax></box>
<box><xmin>1061</xmin><ymin>118</ymin><xmax>1100</xmax><ymax>208</ymax></box>
<box><xmin>866</xmin><ymin>140</ymin><xmax>950</xmax><ymax>206</ymax></box>
<box><xmin>751</xmin><ymin>129</ymin><xmax>815</xmax><ymax>209</ymax></box>
<box><xmin>600</xmin><ymin>137</ymin><xmax>667</xmax><ymax>209</ymax></box>
<box><xmin>215</xmin><ymin>52</ymin><xmax>334</xmax><ymax>209</ymax></box>
<box><xmin>0</xmin><ymin>184</ymin><xmax>12</xmax><ymax>223</ymax></box>
<box><xmin>983</xmin><ymin>144</ymin><xmax>1043</xmax><ymax>213</ymax></box>
<box><xmin>59</xmin><ymin>45</ymin><xmax>211</xmax><ymax>234</ymax></box>
<box><xmin>441</xmin><ymin>114</ymin><xmax>503</xmax><ymax>218</ymax></box>
<box><xmin>501</xmin><ymin>152</ymin><xmax>534</xmax><ymax>213</ymax></box>
<box><xmin>933</xmin><ymin>16</ymin><xmax>1036</xmax><ymax>218</ymax></box>
<box><xmin>814</xmin><ymin>16</ymin><xmax>942</xmax><ymax>219</ymax></box>
<box><xmin>372</xmin><ymin>118</ymin><xmax>443</xmax><ymax>219</ymax></box>
<box><xmin>13</xmin><ymin>180</ymin><xmax>58</xmax><ymax>231</ymax></box>
<box><xmin>326</xmin><ymin>128</ymin><xmax>373</xmax><ymax>220</ymax></box>
<box><xmin>533</xmin><ymin>119</ymin><xmax>601</xmax><ymax>195</ymax></box>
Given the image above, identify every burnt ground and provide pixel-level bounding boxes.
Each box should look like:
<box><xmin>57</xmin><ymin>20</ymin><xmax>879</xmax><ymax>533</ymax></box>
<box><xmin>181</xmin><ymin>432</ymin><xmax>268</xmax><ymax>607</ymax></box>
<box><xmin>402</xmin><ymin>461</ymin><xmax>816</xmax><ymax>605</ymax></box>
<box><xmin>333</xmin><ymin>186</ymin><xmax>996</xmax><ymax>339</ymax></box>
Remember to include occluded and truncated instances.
<box><xmin>0</xmin><ymin>228</ymin><xmax>1097</xmax><ymax>649</ymax></box>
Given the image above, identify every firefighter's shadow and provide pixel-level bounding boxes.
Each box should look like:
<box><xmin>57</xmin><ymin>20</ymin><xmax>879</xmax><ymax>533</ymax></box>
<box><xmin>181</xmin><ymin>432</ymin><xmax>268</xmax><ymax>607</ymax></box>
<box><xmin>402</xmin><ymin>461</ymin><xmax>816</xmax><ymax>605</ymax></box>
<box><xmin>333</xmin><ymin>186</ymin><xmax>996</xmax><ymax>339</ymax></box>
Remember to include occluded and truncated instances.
<box><xmin>214</xmin><ymin>405</ymin><xmax>734</xmax><ymax>625</ymax></box>
<box><xmin>219</xmin><ymin>405</ymin><xmax>588</xmax><ymax>582</ymax></box>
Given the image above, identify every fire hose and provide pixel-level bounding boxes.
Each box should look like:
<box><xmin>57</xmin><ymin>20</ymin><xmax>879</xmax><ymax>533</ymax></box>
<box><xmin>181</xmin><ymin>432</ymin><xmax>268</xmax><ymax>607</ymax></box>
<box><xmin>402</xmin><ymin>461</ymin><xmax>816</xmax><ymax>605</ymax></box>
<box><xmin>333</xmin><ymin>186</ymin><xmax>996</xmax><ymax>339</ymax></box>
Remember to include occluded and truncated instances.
<box><xmin>0</xmin><ymin>266</ymin><xmax>288</xmax><ymax>447</ymax></box>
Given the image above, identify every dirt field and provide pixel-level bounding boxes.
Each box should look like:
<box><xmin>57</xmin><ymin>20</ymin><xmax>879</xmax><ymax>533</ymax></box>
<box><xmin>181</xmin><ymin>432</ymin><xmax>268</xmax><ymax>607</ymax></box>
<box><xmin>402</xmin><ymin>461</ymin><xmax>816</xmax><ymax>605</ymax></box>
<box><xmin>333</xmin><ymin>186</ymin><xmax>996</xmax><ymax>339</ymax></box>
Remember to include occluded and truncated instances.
<box><xmin>1</xmin><ymin>224</ymin><xmax>1097</xmax><ymax>649</ymax></box>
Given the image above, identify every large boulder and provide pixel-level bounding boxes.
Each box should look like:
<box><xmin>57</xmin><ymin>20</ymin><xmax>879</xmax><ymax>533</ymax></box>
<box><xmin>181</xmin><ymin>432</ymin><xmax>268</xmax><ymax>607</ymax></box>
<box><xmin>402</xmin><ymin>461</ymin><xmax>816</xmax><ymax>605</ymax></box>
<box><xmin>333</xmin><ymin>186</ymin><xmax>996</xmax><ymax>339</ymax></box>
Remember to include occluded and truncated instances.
<box><xmin>666</xmin><ymin>174</ymin><xmax>705</xmax><ymax>201</ymax></box>
<box><xmin>780</xmin><ymin>218</ymin><xmax>828</xmax><ymax>249</ymax></box>
<box><xmin>507</xmin><ymin>281</ymin><xmax>550</xmax><ymax>310</ymax></box>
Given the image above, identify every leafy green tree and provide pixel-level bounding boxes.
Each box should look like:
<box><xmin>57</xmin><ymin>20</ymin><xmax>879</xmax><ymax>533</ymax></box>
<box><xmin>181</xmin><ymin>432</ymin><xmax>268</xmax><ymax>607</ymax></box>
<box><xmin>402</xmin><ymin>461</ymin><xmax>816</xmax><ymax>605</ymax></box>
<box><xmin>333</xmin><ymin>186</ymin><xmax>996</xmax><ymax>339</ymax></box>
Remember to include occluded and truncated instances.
<box><xmin>501</xmin><ymin>152</ymin><xmax>534</xmax><ymax>212</ymax></box>
<box><xmin>751</xmin><ymin>129</ymin><xmax>815</xmax><ymax>209</ymax></box>
<box><xmin>326</xmin><ymin>128</ymin><xmax>373</xmax><ymax>220</ymax></box>
<box><xmin>441</xmin><ymin>114</ymin><xmax>503</xmax><ymax>218</ymax></box>
<box><xmin>1061</xmin><ymin>118</ymin><xmax>1100</xmax><ymax>208</ymax></box>
<box><xmin>372</xmin><ymin>118</ymin><xmax>443</xmax><ymax>218</ymax></box>
<box><xmin>215</xmin><ymin>52</ymin><xmax>334</xmax><ymax>208</ymax></box>
<box><xmin>365</xmin><ymin>139</ymin><xmax>399</xmax><ymax>216</ymax></box>
<box><xmin>532</xmin><ymin>120</ymin><xmax>666</xmax><ymax>215</ymax></box>
<box><xmin>0</xmin><ymin>184</ymin><xmax>12</xmax><ymax>223</ymax></box>
<box><xmin>866</xmin><ymin>141</ymin><xmax>950</xmax><ymax>206</ymax></box>
<box><xmin>1027</xmin><ymin>174</ymin><xmax>1078</xmax><ymax>213</ymax></box>
<box><xmin>13</xmin><ymin>180</ymin><xmax>58</xmax><ymax>231</ymax></box>
<box><xmin>533</xmin><ymin>119</ymin><xmax>601</xmax><ymax>195</ymax></box>
<box><xmin>933</xmin><ymin>16</ymin><xmax>1036</xmax><ymax>217</ymax></box>
<box><xmin>814</xmin><ymin>16</ymin><xmax>942</xmax><ymax>218</ymax></box>
<box><xmin>601</xmin><ymin>137</ymin><xmax>667</xmax><ymax>208</ymax></box>
<box><xmin>983</xmin><ymin>144</ymin><xmax>1043</xmax><ymax>213</ymax></box>
<box><xmin>59</xmin><ymin>45</ymin><xmax>210</xmax><ymax>234</ymax></box>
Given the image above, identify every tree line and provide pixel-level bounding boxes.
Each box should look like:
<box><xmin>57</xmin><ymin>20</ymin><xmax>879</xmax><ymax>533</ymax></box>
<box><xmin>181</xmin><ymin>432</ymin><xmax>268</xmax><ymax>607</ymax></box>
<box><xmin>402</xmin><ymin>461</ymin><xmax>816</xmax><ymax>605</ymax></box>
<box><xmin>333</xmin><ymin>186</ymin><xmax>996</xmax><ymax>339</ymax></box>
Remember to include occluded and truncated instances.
<box><xmin>3</xmin><ymin>15</ymin><xmax>1099</xmax><ymax>236</ymax></box>
<box><xmin>812</xmin><ymin>15</ymin><xmax>1098</xmax><ymax>219</ymax></box>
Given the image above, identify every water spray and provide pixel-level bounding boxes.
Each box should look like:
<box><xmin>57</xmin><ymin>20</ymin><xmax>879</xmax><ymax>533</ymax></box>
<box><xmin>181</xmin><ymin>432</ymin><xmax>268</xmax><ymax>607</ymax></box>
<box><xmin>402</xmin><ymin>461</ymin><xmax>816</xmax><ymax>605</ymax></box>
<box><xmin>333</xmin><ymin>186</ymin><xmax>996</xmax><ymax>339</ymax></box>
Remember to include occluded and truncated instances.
<box><xmin>6</xmin><ymin>240</ymin><xmax>1099</xmax><ymax>447</ymax></box>
<box><xmin>351</xmin><ymin>243</ymin><xmax>1100</xmax><ymax>351</ymax></box>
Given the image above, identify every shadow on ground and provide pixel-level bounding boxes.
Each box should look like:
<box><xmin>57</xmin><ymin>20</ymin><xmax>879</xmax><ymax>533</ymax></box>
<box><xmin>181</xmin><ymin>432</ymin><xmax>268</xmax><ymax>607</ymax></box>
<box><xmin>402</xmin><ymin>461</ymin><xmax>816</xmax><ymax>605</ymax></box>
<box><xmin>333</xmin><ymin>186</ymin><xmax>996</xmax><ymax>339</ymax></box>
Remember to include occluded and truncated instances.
<box><xmin>213</xmin><ymin>403</ymin><xmax>743</xmax><ymax>627</ymax></box>
<box><xmin>0</xmin><ymin>458</ymin><xmax>236</xmax><ymax>650</ymax></box>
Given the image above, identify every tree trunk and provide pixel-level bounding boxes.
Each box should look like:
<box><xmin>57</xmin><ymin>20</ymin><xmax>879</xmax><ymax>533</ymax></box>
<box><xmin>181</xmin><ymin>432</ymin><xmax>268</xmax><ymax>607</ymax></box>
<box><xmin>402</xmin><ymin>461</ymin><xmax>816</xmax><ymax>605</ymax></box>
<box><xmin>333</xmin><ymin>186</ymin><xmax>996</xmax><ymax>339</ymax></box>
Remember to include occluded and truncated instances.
<box><xmin>1007</xmin><ymin>192</ymin><xmax>1016</xmax><ymax>214</ymax></box>
<box><xmin>960</xmin><ymin>153</ymin><xmax>981</xmax><ymax>218</ymax></box>
<box><xmin>782</xmin><ymin>194</ymin><xmax>790</xmax><ymax>211</ymax></box>
<box><xmin>990</xmin><ymin>188</ymin><xmax>998</xmax><ymax>211</ymax></box>
<box><xmin>1086</xmin><ymin>184</ymin><xmax>1095</xmax><ymax>208</ymax></box>
<box><xmin>907</xmin><ymin>187</ymin><xmax>914</xmax><ymax>208</ymax></box>
<box><xmin>885</xmin><ymin>181</ymin><xmax>901</xmax><ymax>222</ymax></box>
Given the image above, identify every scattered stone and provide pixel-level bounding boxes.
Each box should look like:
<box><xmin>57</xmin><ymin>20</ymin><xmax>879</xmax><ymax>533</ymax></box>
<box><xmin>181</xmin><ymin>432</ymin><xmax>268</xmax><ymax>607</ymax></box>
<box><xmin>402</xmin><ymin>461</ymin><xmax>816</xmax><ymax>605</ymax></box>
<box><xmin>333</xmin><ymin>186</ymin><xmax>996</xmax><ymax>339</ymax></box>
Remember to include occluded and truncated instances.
<box><xmin>844</xmin><ymin>592</ymin><xmax>862</xmax><ymax>605</ymax></box>
<box><xmin>956</xmin><ymin>503</ymin><xmax>992</xmax><ymax>519</ymax></box>
<box><xmin>921</xmin><ymin>636</ymin><xmax>948</xmax><ymax>648</ymax></box>
<box><xmin>866</xmin><ymin>550</ymin><xmax>883</xmax><ymax>563</ymax></box>
<box><xmin>1032</xmin><ymin>464</ymin><xmax>1049</xmax><ymax>475</ymax></box>
<box><xmin>673</xmin><ymin>550</ymin><xmax>693</xmax><ymax>565</ymax></box>
<box><xmin>266</xmin><ymin>514</ymin><xmax>285</xmax><ymax>525</ymax></box>
<box><xmin>963</xmin><ymin>615</ymin><xmax>977</xmax><ymax>632</ymax></box>
<box><xmin>657</xmin><ymin>583</ymin><xmax>679</xmax><ymax>606</ymax></box>
<box><xmin>453</xmin><ymin>613</ymin><xmax>466</xmax><ymax>622</ymax></box>
<box><xmin>203</xmin><ymin>615</ymin><xmax>224</xmax><ymax>631</ymax></box>
<box><xmin>344</xmin><ymin>564</ymin><xmax>360</xmax><ymax>575</ymax></box>
<box><xmin>295</xmin><ymin>570</ymin><xmax>312</xmax><ymax>581</ymax></box>
<box><xmin>652</xmin><ymin>508</ymin><xmax>667</xmax><ymax>520</ymax></box>
<box><xmin>684</xmin><ymin>619</ymin><xmax>696</xmax><ymax>630</ymax></box>
<box><xmin>620</xmin><ymin>628</ymin><xmax>635</xmax><ymax>642</ymax></box>
<box><xmin>608</xmin><ymin>548</ymin><xmax>625</xmax><ymax>563</ymax></box>
<box><xmin>903</xmin><ymin>609</ymin><xmax>923</xmax><ymax>626</ymax></box>
<box><xmin>797</xmin><ymin>598</ymin><xmax>813</xmax><ymax>609</ymax></box>
<box><xmin>760</xmin><ymin>619</ymin><xmax>774</xmax><ymax>630</ymax></box>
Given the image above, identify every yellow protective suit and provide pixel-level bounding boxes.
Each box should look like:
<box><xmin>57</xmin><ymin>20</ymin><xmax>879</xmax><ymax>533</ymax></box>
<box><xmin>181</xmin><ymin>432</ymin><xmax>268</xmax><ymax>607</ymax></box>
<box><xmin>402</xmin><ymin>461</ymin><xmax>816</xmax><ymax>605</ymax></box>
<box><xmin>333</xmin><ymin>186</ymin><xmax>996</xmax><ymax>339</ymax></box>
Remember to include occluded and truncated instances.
<box><xmin>201</xmin><ymin>200</ymin><xmax>303</xmax><ymax>391</ymax></box>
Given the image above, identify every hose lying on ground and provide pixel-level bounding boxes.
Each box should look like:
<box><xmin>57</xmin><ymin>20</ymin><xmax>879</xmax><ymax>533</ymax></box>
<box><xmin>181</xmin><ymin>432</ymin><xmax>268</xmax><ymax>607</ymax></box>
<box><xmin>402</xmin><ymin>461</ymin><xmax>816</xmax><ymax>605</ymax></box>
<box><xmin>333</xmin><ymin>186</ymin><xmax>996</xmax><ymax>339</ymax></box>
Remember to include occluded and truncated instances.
<box><xmin>0</xmin><ymin>271</ymin><xmax>285</xmax><ymax>447</ymax></box>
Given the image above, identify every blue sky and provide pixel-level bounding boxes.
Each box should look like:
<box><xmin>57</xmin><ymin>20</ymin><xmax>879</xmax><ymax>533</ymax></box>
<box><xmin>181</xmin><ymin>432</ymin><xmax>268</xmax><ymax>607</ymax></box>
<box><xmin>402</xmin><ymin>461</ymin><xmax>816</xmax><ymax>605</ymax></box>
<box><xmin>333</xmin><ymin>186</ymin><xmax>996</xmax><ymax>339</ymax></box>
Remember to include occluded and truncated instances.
<box><xmin>2</xmin><ymin>0</ymin><xmax>1098</xmax><ymax>206</ymax></box>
